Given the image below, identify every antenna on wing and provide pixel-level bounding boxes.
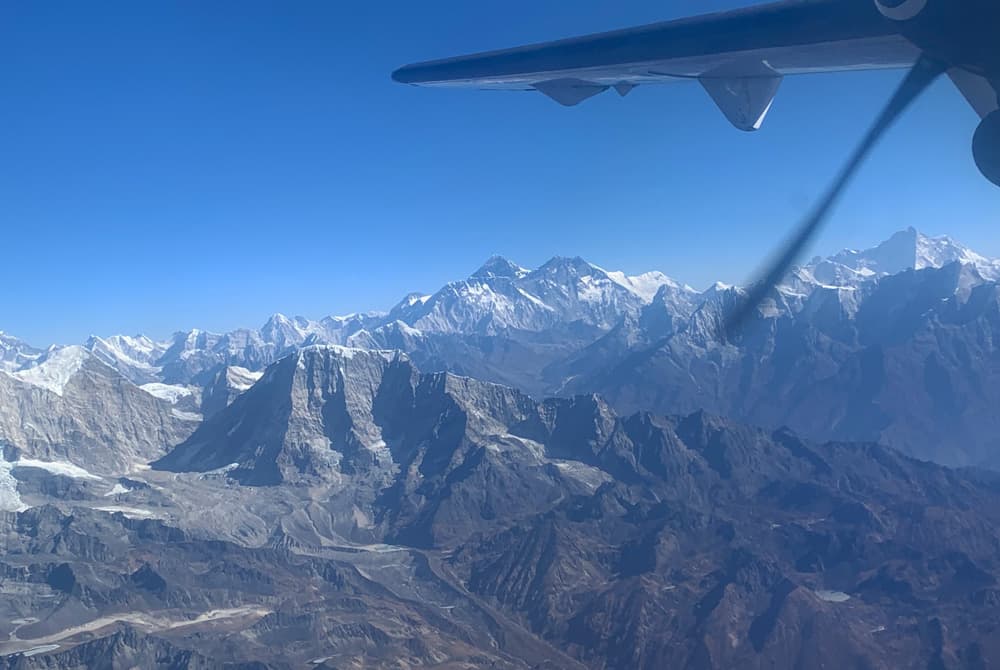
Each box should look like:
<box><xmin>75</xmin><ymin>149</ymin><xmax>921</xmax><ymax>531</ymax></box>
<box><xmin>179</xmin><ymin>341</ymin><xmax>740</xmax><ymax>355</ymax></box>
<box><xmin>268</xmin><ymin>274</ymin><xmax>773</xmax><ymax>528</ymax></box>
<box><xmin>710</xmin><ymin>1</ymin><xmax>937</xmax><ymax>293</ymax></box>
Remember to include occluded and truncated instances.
<box><xmin>724</xmin><ymin>55</ymin><xmax>946</xmax><ymax>339</ymax></box>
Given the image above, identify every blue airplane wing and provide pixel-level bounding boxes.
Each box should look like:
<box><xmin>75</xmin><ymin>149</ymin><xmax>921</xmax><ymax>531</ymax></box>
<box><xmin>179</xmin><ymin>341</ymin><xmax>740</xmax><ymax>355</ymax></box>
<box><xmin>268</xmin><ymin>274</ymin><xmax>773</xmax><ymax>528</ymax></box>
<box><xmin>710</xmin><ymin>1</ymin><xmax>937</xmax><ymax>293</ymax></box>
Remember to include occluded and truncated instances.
<box><xmin>393</xmin><ymin>0</ymin><xmax>920</xmax><ymax>129</ymax></box>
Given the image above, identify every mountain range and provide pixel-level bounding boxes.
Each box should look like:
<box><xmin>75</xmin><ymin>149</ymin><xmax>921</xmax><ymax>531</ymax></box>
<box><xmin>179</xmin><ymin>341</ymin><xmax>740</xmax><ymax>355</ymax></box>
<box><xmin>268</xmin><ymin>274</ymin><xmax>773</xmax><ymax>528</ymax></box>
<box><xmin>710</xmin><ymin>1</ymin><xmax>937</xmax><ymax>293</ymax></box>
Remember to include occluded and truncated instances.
<box><xmin>3</xmin><ymin>227</ymin><xmax>1000</xmax><ymax>470</ymax></box>
<box><xmin>4</xmin><ymin>227</ymin><xmax>1000</xmax><ymax>667</ymax></box>
<box><xmin>3</xmin><ymin>345</ymin><xmax>1000</xmax><ymax>667</ymax></box>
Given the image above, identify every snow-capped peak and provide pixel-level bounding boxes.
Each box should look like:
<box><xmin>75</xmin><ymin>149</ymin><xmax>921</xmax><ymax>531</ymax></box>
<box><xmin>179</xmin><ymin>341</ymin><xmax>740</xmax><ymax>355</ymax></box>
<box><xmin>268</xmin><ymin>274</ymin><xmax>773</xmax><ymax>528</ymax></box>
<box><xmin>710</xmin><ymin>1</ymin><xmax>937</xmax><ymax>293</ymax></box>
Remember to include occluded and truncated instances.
<box><xmin>914</xmin><ymin>229</ymin><xmax>999</xmax><ymax>276</ymax></box>
<box><xmin>471</xmin><ymin>255</ymin><xmax>529</xmax><ymax>280</ymax></box>
<box><xmin>0</xmin><ymin>332</ymin><xmax>43</xmax><ymax>372</ymax></box>
<box><xmin>819</xmin><ymin>228</ymin><xmax>1000</xmax><ymax>282</ymax></box>
<box><xmin>703</xmin><ymin>281</ymin><xmax>734</xmax><ymax>294</ymax></box>
<box><xmin>261</xmin><ymin>313</ymin><xmax>325</xmax><ymax>346</ymax></box>
<box><xmin>0</xmin><ymin>332</ymin><xmax>30</xmax><ymax>349</ymax></box>
<box><xmin>9</xmin><ymin>345</ymin><xmax>90</xmax><ymax>396</ymax></box>
<box><xmin>534</xmin><ymin>256</ymin><xmax>599</xmax><ymax>278</ymax></box>
<box><xmin>605</xmin><ymin>270</ymin><xmax>691</xmax><ymax>303</ymax></box>
<box><xmin>86</xmin><ymin>334</ymin><xmax>167</xmax><ymax>373</ymax></box>
<box><xmin>398</xmin><ymin>293</ymin><xmax>432</xmax><ymax>308</ymax></box>
<box><xmin>12</xmin><ymin>230</ymin><xmax>997</xmax><ymax>395</ymax></box>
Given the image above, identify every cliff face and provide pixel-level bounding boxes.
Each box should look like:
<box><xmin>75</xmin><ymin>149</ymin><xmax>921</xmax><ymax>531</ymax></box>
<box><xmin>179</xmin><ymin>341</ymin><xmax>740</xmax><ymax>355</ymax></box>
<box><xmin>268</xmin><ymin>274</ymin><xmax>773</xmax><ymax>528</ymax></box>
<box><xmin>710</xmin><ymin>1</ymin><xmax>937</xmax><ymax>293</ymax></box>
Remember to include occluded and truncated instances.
<box><xmin>0</xmin><ymin>348</ymin><xmax>195</xmax><ymax>475</ymax></box>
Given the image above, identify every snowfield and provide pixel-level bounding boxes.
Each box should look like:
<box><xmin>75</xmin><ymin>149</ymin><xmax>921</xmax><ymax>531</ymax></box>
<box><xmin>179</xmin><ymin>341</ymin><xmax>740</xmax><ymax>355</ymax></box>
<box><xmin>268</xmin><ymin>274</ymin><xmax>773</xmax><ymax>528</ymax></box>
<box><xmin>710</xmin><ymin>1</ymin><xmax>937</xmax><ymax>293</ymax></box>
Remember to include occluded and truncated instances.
<box><xmin>140</xmin><ymin>383</ymin><xmax>194</xmax><ymax>404</ymax></box>
<box><xmin>9</xmin><ymin>346</ymin><xmax>89</xmax><ymax>396</ymax></box>
<box><xmin>13</xmin><ymin>458</ymin><xmax>103</xmax><ymax>481</ymax></box>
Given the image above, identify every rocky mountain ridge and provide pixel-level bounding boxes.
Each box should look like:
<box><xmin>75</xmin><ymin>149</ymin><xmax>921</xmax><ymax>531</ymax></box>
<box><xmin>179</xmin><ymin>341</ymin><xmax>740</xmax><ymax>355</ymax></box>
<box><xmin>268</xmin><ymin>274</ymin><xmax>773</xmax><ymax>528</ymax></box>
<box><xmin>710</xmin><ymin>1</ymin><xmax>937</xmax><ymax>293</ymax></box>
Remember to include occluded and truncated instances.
<box><xmin>0</xmin><ymin>347</ymin><xmax>196</xmax><ymax>475</ymax></box>
<box><xmin>563</xmin><ymin>259</ymin><xmax>1000</xmax><ymax>468</ymax></box>
<box><xmin>3</xmin><ymin>342</ymin><xmax>1000</xmax><ymax>667</ymax></box>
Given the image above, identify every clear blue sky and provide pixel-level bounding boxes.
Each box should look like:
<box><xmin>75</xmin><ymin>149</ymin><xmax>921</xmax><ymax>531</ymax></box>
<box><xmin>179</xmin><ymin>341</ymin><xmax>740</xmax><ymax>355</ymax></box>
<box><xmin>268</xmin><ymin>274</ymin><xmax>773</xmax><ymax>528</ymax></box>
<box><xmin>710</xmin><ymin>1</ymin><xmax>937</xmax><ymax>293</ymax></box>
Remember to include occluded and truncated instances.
<box><xmin>2</xmin><ymin>1</ymin><xmax>998</xmax><ymax>345</ymax></box>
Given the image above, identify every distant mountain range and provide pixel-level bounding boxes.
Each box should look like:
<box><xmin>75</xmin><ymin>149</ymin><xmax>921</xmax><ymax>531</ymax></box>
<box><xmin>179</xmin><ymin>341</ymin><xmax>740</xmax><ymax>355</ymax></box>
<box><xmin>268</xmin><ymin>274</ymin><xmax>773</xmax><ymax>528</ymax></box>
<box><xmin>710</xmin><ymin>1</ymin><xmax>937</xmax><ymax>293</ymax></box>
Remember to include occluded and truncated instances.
<box><xmin>3</xmin><ymin>227</ymin><xmax>999</xmax><ymax>471</ymax></box>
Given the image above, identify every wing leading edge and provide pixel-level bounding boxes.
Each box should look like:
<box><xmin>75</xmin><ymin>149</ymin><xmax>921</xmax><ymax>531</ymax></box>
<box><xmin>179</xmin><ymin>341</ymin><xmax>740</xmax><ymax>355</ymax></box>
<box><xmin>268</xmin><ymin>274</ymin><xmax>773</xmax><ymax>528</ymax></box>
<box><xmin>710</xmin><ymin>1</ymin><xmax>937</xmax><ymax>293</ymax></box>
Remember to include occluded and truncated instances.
<box><xmin>392</xmin><ymin>0</ymin><xmax>920</xmax><ymax>129</ymax></box>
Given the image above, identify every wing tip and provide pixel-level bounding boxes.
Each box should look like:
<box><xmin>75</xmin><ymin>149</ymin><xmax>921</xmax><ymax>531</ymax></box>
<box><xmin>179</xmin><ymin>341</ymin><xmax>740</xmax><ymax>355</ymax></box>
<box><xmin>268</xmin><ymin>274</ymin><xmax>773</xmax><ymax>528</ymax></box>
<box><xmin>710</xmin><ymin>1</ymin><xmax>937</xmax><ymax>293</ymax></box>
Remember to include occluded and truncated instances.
<box><xmin>392</xmin><ymin>66</ymin><xmax>419</xmax><ymax>84</ymax></box>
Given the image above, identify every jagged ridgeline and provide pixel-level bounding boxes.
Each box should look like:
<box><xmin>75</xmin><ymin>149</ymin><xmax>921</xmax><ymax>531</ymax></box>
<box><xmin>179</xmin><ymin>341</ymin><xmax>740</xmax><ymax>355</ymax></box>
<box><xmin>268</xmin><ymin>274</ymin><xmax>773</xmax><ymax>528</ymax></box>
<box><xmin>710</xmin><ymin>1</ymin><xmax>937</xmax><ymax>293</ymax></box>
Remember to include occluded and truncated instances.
<box><xmin>4</xmin><ymin>228</ymin><xmax>1000</xmax><ymax>470</ymax></box>
<box><xmin>1</xmin><ymin>345</ymin><xmax>1000</xmax><ymax>667</ymax></box>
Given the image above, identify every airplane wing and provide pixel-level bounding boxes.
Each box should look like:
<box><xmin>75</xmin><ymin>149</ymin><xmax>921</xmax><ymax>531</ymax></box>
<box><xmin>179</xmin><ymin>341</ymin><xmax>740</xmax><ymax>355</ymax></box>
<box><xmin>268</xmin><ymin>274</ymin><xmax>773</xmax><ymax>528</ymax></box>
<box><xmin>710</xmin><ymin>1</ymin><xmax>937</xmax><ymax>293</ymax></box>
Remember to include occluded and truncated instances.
<box><xmin>392</xmin><ymin>0</ymin><xmax>921</xmax><ymax>130</ymax></box>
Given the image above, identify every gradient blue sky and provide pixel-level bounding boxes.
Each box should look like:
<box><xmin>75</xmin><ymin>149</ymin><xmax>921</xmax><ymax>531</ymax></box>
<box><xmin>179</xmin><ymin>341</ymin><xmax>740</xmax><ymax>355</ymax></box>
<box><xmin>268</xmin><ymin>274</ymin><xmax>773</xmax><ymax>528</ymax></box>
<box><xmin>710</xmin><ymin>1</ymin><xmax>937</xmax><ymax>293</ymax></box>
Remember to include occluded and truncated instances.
<box><xmin>2</xmin><ymin>0</ymin><xmax>998</xmax><ymax>345</ymax></box>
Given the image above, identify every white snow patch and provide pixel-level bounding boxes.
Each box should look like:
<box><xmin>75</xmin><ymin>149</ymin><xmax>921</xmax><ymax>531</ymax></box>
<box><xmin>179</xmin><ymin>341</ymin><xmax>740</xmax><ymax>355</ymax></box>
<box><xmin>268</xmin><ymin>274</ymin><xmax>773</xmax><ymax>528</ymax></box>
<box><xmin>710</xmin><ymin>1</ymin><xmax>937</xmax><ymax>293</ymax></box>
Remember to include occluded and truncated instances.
<box><xmin>299</xmin><ymin>343</ymin><xmax>375</xmax><ymax>361</ymax></box>
<box><xmin>104</xmin><ymin>483</ymin><xmax>131</xmax><ymax>497</ymax></box>
<box><xmin>14</xmin><ymin>458</ymin><xmax>102</xmax><ymax>481</ymax></box>
<box><xmin>140</xmin><ymin>383</ymin><xmax>193</xmax><ymax>404</ymax></box>
<box><xmin>516</xmin><ymin>287</ymin><xmax>551</xmax><ymax>309</ymax></box>
<box><xmin>404</xmin><ymin>294</ymin><xmax>432</xmax><ymax>307</ymax></box>
<box><xmin>815</xmin><ymin>590</ymin><xmax>851</xmax><ymax>603</ymax></box>
<box><xmin>94</xmin><ymin>506</ymin><xmax>161</xmax><ymax>520</ymax></box>
<box><xmin>0</xmin><ymin>460</ymin><xmax>28</xmax><ymax>512</ymax></box>
<box><xmin>10</xmin><ymin>346</ymin><xmax>89</xmax><ymax>396</ymax></box>
<box><xmin>393</xmin><ymin>320</ymin><xmax>424</xmax><ymax>337</ymax></box>
<box><xmin>496</xmin><ymin>435</ymin><xmax>546</xmax><ymax>460</ymax></box>
<box><xmin>550</xmin><ymin>460</ymin><xmax>612</xmax><ymax>490</ymax></box>
<box><xmin>226</xmin><ymin>366</ymin><xmax>262</xmax><ymax>391</ymax></box>
<box><xmin>171</xmin><ymin>409</ymin><xmax>203</xmax><ymax>422</ymax></box>
<box><xmin>605</xmin><ymin>269</ymin><xmax>680</xmax><ymax>302</ymax></box>
<box><xmin>367</xmin><ymin>439</ymin><xmax>388</xmax><ymax>452</ymax></box>
<box><xmin>576</xmin><ymin>274</ymin><xmax>608</xmax><ymax>304</ymax></box>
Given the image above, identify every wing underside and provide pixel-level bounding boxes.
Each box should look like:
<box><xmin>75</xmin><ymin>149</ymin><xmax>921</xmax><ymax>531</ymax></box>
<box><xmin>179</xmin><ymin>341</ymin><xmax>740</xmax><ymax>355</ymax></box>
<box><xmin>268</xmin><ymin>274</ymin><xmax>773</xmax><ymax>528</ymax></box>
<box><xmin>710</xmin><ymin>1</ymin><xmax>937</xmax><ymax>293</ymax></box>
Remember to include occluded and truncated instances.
<box><xmin>395</xmin><ymin>35</ymin><xmax>918</xmax><ymax>90</ymax></box>
<box><xmin>393</xmin><ymin>0</ymin><xmax>921</xmax><ymax>127</ymax></box>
